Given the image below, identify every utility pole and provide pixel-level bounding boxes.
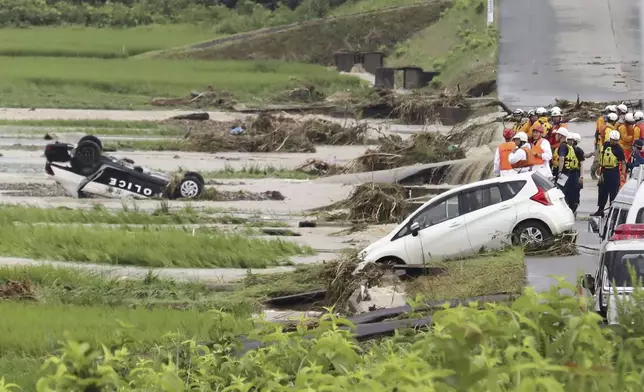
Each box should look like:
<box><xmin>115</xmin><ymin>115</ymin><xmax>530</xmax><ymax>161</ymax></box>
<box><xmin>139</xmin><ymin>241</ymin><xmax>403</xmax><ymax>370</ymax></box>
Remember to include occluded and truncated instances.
<box><xmin>487</xmin><ymin>0</ymin><xmax>494</xmax><ymax>25</ymax></box>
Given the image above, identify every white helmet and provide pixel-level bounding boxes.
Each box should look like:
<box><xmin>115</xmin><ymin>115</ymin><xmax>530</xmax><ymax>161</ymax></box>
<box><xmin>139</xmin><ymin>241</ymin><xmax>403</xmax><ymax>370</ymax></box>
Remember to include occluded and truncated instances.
<box><xmin>572</xmin><ymin>132</ymin><xmax>582</xmax><ymax>142</ymax></box>
<box><xmin>550</xmin><ymin>107</ymin><xmax>563</xmax><ymax>116</ymax></box>
<box><xmin>609</xmin><ymin>130</ymin><xmax>621</xmax><ymax>141</ymax></box>
<box><xmin>607</xmin><ymin>112</ymin><xmax>619</xmax><ymax>122</ymax></box>
<box><xmin>550</xmin><ymin>106</ymin><xmax>561</xmax><ymax>114</ymax></box>
<box><xmin>606</xmin><ymin>105</ymin><xmax>618</xmax><ymax>113</ymax></box>
<box><xmin>527</xmin><ymin>109</ymin><xmax>536</xmax><ymax>117</ymax></box>
<box><xmin>625</xmin><ymin>112</ymin><xmax>636</xmax><ymax>123</ymax></box>
<box><xmin>635</xmin><ymin>111</ymin><xmax>644</xmax><ymax>121</ymax></box>
<box><xmin>513</xmin><ymin>131</ymin><xmax>528</xmax><ymax>143</ymax></box>
<box><xmin>617</xmin><ymin>104</ymin><xmax>629</xmax><ymax>114</ymax></box>
<box><xmin>554</xmin><ymin>127</ymin><xmax>569</xmax><ymax>137</ymax></box>
<box><xmin>512</xmin><ymin>108</ymin><xmax>524</xmax><ymax>116</ymax></box>
<box><xmin>536</xmin><ymin>107</ymin><xmax>548</xmax><ymax>116</ymax></box>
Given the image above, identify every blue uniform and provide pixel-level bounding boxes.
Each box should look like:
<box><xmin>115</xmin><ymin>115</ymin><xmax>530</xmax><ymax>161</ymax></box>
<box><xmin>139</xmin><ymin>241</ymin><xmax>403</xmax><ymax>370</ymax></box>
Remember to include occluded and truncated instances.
<box><xmin>557</xmin><ymin>143</ymin><xmax>580</xmax><ymax>212</ymax></box>
<box><xmin>597</xmin><ymin>142</ymin><xmax>625</xmax><ymax>213</ymax></box>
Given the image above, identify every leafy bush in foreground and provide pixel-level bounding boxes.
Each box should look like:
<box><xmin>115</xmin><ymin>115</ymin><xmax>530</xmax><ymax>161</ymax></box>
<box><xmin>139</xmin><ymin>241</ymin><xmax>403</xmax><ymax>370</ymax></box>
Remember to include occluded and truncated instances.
<box><xmin>11</xmin><ymin>278</ymin><xmax>644</xmax><ymax>391</ymax></box>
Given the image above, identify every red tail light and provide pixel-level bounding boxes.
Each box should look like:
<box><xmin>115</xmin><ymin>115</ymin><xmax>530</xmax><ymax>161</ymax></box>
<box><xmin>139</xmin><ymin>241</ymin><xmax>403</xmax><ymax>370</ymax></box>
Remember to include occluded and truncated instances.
<box><xmin>609</xmin><ymin>224</ymin><xmax>644</xmax><ymax>241</ymax></box>
<box><xmin>530</xmin><ymin>186</ymin><xmax>552</xmax><ymax>206</ymax></box>
<box><xmin>45</xmin><ymin>163</ymin><xmax>54</xmax><ymax>175</ymax></box>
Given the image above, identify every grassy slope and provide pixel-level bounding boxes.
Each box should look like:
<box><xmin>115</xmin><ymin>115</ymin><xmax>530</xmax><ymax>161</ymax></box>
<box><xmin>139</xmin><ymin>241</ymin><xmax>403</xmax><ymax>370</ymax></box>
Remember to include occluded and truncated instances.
<box><xmin>155</xmin><ymin>1</ymin><xmax>452</xmax><ymax>65</ymax></box>
<box><xmin>0</xmin><ymin>25</ymin><xmax>222</xmax><ymax>58</ymax></box>
<box><xmin>389</xmin><ymin>0</ymin><xmax>498</xmax><ymax>94</ymax></box>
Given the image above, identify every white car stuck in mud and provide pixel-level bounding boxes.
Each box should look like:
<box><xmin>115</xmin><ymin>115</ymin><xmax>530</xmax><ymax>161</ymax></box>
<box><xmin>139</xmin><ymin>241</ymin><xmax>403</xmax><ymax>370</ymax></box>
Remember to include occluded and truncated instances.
<box><xmin>45</xmin><ymin>135</ymin><xmax>205</xmax><ymax>199</ymax></box>
<box><xmin>359</xmin><ymin>172</ymin><xmax>575</xmax><ymax>266</ymax></box>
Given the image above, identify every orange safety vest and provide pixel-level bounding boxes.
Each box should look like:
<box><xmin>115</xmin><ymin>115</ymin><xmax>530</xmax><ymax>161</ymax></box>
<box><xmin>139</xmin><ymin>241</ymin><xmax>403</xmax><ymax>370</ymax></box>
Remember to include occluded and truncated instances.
<box><xmin>498</xmin><ymin>141</ymin><xmax>515</xmax><ymax>170</ymax></box>
<box><xmin>635</xmin><ymin>122</ymin><xmax>643</xmax><ymax>140</ymax></box>
<box><xmin>619</xmin><ymin>123</ymin><xmax>635</xmax><ymax>150</ymax></box>
<box><xmin>598</xmin><ymin>119</ymin><xmax>608</xmax><ymax>146</ymax></box>
<box><xmin>511</xmin><ymin>146</ymin><xmax>534</xmax><ymax>168</ymax></box>
<box><xmin>532</xmin><ymin>139</ymin><xmax>545</xmax><ymax>165</ymax></box>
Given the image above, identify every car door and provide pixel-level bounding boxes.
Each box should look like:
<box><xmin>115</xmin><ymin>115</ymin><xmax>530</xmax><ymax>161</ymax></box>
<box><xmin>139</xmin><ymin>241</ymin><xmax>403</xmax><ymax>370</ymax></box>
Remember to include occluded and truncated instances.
<box><xmin>461</xmin><ymin>183</ymin><xmax>518</xmax><ymax>252</ymax></box>
<box><xmin>400</xmin><ymin>192</ymin><xmax>472</xmax><ymax>263</ymax></box>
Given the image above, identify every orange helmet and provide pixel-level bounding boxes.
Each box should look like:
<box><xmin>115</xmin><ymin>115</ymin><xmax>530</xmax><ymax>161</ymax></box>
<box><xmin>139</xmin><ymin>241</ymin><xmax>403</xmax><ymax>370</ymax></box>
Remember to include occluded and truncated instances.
<box><xmin>503</xmin><ymin>128</ymin><xmax>514</xmax><ymax>140</ymax></box>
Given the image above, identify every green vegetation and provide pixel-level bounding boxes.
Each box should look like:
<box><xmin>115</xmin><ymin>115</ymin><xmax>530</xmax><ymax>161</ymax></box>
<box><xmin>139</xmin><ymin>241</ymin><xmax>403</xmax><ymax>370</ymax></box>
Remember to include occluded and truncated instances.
<box><xmin>0</xmin><ymin>222</ymin><xmax>312</xmax><ymax>268</ymax></box>
<box><xmin>9</xmin><ymin>277</ymin><xmax>644</xmax><ymax>391</ymax></box>
<box><xmin>0</xmin><ymin>25</ymin><xmax>222</xmax><ymax>58</ymax></box>
<box><xmin>0</xmin><ymin>57</ymin><xmax>360</xmax><ymax>109</ymax></box>
<box><xmin>390</xmin><ymin>0</ymin><xmax>498</xmax><ymax>93</ymax></box>
<box><xmin>203</xmin><ymin>165</ymin><xmax>318</xmax><ymax>180</ymax></box>
<box><xmin>156</xmin><ymin>1</ymin><xmax>451</xmax><ymax>64</ymax></box>
<box><xmin>330</xmin><ymin>0</ymin><xmax>427</xmax><ymax>15</ymax></box>
<box><xmin>406</xmin><ymin>248</ymin><xmax>525</xmax><ymax>299</ymax></box>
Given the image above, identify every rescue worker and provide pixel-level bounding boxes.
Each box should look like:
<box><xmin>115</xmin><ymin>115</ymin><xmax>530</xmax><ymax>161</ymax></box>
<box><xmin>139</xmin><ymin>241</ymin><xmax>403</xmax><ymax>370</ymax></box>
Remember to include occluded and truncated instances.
<box><xmin>602</xmin><ymin>112</ymin><xmax>620</xmax><ymax>142</ymax></box>
<box><xmin>618</xmin><ymin>112</ymin><xmax>638</xmax><ymax>186</ymax></box>
<box><xmin>529</xmin><ymin>124</ymin><xmax>552</xmax><ymax>177</ymax></box>
<box><xmin>551</xmin><ymin>127</ymin><xmax>569</xmax><ymax>177</ymax></box>
<box><xmin>508</xmin><ymin>131</ymin><xmax>533</xmax><ymax>173</ymax></box>
<box><xmin>634</xmin><ymin>111</ymin><xmax>644</xmax><ymax>141</ymax></box>
<box><xmin>548</xmin><ymin>107</ymin><xmax>568</xmax><ymax>147</ymax></box>
<box><xmin>617</xmin><ymin>103</ymin><xmax>629</xmax><ymax>122</ymax></box>
<box><xmin>494</xmin><ymin>128</ymin><xmax>516</xmax><ymax>177</ymax></box>
<box><xmin>591</xmin><ymin>130</ymin><xmax>626</xmax><ymax>217</ymax></box>
<box><xmin>522</xmin><ymin>110</ymin><xmax>539</xmax><ymax>141</ymax></box>
<box><xmin>510</xmin><ymin>109</ymin><xmax>526</xmax><ymax>132</ymax></box>
<box><xmin>591</xmin><ymin>106</ymin><xmax>618</xmax><ymax>179</ymax></box>
<box><xmin>554</xmin><ymin>131</ymin><xmax>580</xmax><ymax>213</ymax></box>
<box><xmin>626</xmin><ymin>139</ymin><xmax>644</xmax><ymax>172</ymax></box>
<box><xmin>534</xmin><ymin>106</ymin><xmax>552</xmax><ymax>138</ymax></box>
<box><xmin>571</xmin><ymin>132</ymin><xmax>587</xmax><ymax>196</ymax></box>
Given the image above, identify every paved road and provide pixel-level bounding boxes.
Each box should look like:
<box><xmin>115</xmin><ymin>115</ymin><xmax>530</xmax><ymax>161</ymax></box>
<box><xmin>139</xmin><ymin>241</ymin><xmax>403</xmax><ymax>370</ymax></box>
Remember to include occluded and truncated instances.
<box><xmin>498</xmin><ymin>0</ymin><xmax>643</xmax><ymax>108</ymax></box>
<box><xmin>525</xmin><ymin>122</ymin><xmax>602</xmax><ymax>291</ymax></box>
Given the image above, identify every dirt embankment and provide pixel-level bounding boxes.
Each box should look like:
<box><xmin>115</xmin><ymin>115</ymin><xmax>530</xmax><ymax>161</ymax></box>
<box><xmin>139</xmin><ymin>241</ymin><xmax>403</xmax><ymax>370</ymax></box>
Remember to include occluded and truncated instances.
<box><xmin>156</xmin><ymin>1</ymin><xmax>452</xmax><ymax>65</ymax></box>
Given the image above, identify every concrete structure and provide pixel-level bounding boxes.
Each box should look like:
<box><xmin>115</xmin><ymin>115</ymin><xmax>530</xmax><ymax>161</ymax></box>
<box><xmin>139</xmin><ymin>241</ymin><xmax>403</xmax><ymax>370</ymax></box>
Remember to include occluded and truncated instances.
<box><xmin>373</xmin><ymin>66</ymin><xmax>440</xmax><ymax>89</ymax></box>
<box><xmin>333</xmin><ymin>51</ymin><xmax>385</xmax><ymax>75</ymax></box>
<box><xmin>333</xmin><ymin>51</ymin><xmax>357</xmax><ymax>73</ymax></box>
<box><xmin>362</xmin><ymin>52</ymin><xmax>385</xmax><ymax>74</ymax></box>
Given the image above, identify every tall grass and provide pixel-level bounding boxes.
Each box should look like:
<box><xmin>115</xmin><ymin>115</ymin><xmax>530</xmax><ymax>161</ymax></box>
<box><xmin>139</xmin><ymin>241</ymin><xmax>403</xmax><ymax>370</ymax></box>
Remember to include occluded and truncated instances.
<box><xmin>0</xmin><ymin>25</ymin><xmax>222</xmax><ymax>58</ymax></box>
<box><xmin>0</xmin><ymin>223</ymin><xmax>312</xmax><ymax>268</ymax></box>
<box><xmin>0</xmin><ymin>302</ymin><xmax>223</xmax><ymax>356</ymax></box>
<box><xmin>0</xmin><ymin>57</ymin><xmax>360</xmax><ymax>109</ymax></box>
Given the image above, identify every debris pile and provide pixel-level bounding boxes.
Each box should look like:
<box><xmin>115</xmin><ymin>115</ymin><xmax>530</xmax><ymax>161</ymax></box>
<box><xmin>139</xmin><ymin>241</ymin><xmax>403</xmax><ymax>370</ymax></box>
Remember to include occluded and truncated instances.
<box><xmin>554</xmin><ymin>97</ymin><xmax>642</xmax><ymax>122</ymax></box>
<box><xmin>165</xmin><ymin>114</ymin><xmax>368</xmax><ymax>153</ymax></box>
<box><xmin>340</xmin><ymin>183</ymin><xmax>408</xmax><ymax>224</ymax></box>
<box><xmin>295</xmin><ymin>158</ymin><xmax>344</xmax><ymax>176</ymax></box>
<box><xmin>0</xmin><ymin>280</ymin><xmax>37</xmax><ymax>300</ymax></box>
<box><xmin>200</xmin><ymin>189</ymin><xmax>286</xmax><ymax>202</ymax></box>
<box><xmin>346</xmin><ymin>133</ymin><xmax>465</xmax><ymax>172</ymax></box>
<box><xmin>151</xmin><ymin>87</ymin><xmax>235</xmax><ymax>108</ymax></box>
<box><xmin>524</xmin><ymin>232</ymin><xmax>579</xmax><ymax>257</ymax></box>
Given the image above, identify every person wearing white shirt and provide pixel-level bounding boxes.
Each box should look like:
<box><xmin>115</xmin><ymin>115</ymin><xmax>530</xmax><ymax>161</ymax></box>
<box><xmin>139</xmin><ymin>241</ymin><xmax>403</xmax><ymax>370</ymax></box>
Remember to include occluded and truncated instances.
<box><xmin>493</xmin><ymin>128</ymin><xmax>517</xmax><ymax>177</ymax></box>
<box><xmin>529</xmin><ymin>124</ymin><xmax>553</xmax><ymax>177</ymax></box>
<box><xmin>508</xmin><ymin>131</ymin><xmax>533</xmax><ymax>174</ymax></box>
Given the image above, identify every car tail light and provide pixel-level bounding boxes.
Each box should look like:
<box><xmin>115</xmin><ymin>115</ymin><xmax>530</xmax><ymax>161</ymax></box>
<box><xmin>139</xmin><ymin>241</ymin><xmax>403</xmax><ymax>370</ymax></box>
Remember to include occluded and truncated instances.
<box><xmin>530</xmin><ymin>186</ymin><xmax>552</xmax><ymax>206</ymax></box>
<box><xmin>45</xmin><ymin>162</ymin><xmax>54</xmax><ymax>175</ymax></box>
<box><xmin>609</xmin><ymin>224</ymin><xmax>644</xmax><ymax>241</ymax></box>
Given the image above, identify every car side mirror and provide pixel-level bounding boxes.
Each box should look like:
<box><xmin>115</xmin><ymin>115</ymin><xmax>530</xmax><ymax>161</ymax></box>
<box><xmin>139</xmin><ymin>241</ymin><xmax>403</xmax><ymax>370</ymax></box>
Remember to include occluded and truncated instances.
<box><xmin>410</xmin><ymin>222</ymin><xmax>420</xmax><ymax>237</ymax></box>
<box><xmin>588</xmin><ymin>216</ymin><xmax>601</xmax><ymax>234</ymax></box>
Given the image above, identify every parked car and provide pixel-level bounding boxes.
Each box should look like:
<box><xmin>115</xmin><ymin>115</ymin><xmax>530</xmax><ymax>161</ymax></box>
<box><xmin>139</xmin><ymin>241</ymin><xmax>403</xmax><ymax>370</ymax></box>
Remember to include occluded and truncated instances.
<box><xmin>358</xmin><ymin>172</ymin><xmax>575</xmax><ymax>266</ymax></box>
<box><xmin>580</xmin><ymin>223</ymin><xmax>644</xmax><ymax>324</ymax></box>
<box><xmin>44</xmin><ymin>135</ymin><xmax>204</xmax><ymax>199</ymax></box>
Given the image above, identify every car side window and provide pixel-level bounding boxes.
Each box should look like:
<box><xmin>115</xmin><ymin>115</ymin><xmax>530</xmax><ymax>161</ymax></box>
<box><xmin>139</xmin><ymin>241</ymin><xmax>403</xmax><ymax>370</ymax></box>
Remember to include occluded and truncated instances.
<box><xmin>412</xmin><ymin>194</ymin><xmax>460</xmax><ymax>230</ymax></box>
<box><xmin>460</xmin><ymin>185</ymin><xmax>503</xmax><ymax>214</ymax></box>
<box><xmin>636</xmin><ymin>207</ymin><xmax>644</xmax><ymax>223</ymax></box>
<box><xmin>606</xmin><ymin>208</ymin><xmax>621</xmax><ymax>238</ymax></box>
<box><xmin>617</xmin><ymin>209</ymin><xmax>629</xmax><ymax>225</ymax></box>
<box><xmin>499</xmin><ymin>181</ymin><xmax>527</xmax><ymax>201</ymax></box>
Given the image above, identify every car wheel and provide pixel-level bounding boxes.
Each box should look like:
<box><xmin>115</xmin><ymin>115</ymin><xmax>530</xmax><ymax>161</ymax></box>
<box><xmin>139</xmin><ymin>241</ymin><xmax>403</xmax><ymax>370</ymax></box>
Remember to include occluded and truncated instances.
<box><xmin>78</xmin><ymin>135</ymin><xmax>103</xmax><ymax>151</ymax></box>
<box><xmin>183</xmin><ymin>171</ymin><xmax>205</xmax><ymax>186</ymax></box>
<box><xmin>512</xmin><ymin>221</ymin><xmax>552</xmax><ymax>247</ymax></box>
<box><xmin>177</xmin><ymin>175</ymin><xmax>204</xmax><ymax>199</ymax></box>
<box><xmin>71</xmin><ymin>140</ymin><xmax>102</xmax><ymax>175</ymax></box>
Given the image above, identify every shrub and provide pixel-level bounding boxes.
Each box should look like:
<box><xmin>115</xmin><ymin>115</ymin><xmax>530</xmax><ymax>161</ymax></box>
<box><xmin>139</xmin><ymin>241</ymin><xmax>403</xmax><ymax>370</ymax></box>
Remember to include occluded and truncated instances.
<box><xmin>11</xmin><ymin>278</ymin><xmax>644</xmax><ymax>390</ymax></box>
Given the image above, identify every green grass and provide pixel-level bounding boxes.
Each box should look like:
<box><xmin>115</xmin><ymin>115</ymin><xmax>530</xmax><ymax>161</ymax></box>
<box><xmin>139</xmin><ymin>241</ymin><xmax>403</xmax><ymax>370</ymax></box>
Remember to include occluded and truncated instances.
<box><xmin>0</xmin><ymin>25</ymin><xmax>223</xmax><ymax>58</ymax></box>
<box><xmin>0</xmin><ymin>57</ymin><xmax>361</xmax><ymax>109</ymax></box>
<box><xmin>389</xmin><ymin>0</ymin><xmax>498</xmax><ymax>93</ymax></box>
<box><xmin>0</xmin><ymin>203</ymin><xmax>271</xmax><ymax>226</ymax></box>
<box><xmin>0</xmin><ymin>223</ymin><xmax>313</xmax><ymax>268</ymax></box>
<box><xmin>0</xmin><ymin>119</ymin><xmax>162</xmax><ymax>128</ymax></box>
<box><xmin>203</xmin><ymin>165</ymin><xmax>318</xmax><ymax>180</ymax></box>
<box><xmin>405</xmin><ymin>248</ymin><xmax>525</xmax><ymax>300</ymax></box>
<box><xmin>330</xmin><ymin>0</ymin><xmax>429</xmax><ymax>16</ymax></box>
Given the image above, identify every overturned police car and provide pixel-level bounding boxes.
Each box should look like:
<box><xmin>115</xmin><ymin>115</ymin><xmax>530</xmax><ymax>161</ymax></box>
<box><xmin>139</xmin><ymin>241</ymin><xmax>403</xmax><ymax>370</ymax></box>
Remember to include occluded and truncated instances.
<box><xmin>44</xmin><ymin>135</ymin><xmax>205</xmax><ymax>199</ymax></box>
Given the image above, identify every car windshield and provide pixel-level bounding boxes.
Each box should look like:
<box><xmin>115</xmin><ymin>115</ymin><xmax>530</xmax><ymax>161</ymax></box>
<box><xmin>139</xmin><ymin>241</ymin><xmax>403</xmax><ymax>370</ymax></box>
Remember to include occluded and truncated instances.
<box><xmin>606</xmin><ymin>251</ymin><xmax>644</xmax><ymax>287</ymax></box>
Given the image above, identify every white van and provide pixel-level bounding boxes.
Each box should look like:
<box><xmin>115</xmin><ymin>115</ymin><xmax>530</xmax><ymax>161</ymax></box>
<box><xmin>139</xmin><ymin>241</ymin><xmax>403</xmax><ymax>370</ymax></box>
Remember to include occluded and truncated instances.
<box><xmin>589</xmin><ymin>167</ymin><xmax>644</xmax><ymax>242</ymax></box>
